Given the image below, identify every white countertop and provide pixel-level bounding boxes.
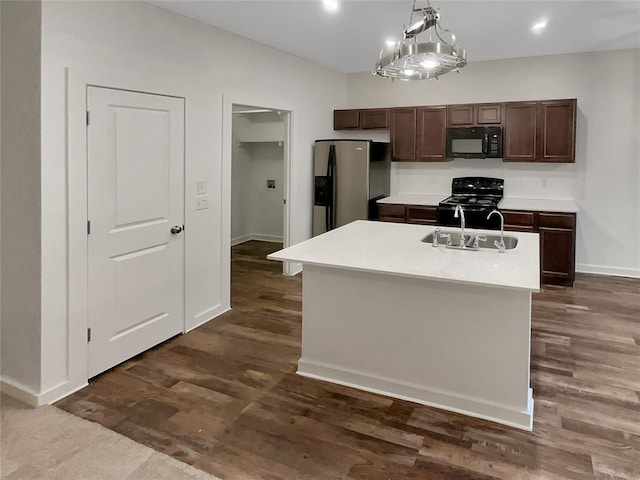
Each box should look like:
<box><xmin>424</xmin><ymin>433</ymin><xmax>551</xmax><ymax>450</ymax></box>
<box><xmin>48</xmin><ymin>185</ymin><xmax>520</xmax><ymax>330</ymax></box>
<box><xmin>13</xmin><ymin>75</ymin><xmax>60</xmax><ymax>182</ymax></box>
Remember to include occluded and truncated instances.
<box><xmin>378</xmin><ymin>194</ymin><xmax>579</xmax><ymax>213</ymax></box>
<box><xmin>269</xmin><ymin>220</ymin><xmax>540</xmax><ymax>292</ymax></box>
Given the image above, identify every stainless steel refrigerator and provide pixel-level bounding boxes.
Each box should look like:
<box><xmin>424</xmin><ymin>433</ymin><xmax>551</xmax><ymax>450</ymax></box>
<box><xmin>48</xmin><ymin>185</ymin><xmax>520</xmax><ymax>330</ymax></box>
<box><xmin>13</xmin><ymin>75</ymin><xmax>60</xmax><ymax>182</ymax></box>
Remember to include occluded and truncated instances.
<box><xmin>313</xmin><ymin>140</ymin><xmax>390</xmax><ymax>237</ymax></box>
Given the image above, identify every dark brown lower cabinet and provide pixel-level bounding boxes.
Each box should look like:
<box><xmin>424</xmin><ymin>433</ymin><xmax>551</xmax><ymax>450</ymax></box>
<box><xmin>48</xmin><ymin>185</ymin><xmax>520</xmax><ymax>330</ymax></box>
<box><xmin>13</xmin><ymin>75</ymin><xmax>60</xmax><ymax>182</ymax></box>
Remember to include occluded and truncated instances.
<box><xmin>538</xmin><ymin>213</ymin><xmax>576</xmax><ymax>286</ymax></box>
<box><xmin>377</xmin><ymin>203</ymin><xmax>406</xmax><ymax>223</ymax></box>
<box><xmin>405</xmin><ymin>205</ymin><xmax>437</xmax><ymax>225</ymax></box>
<box><xmin>502</xmin><ymin>210</ymin><xmax>576</xmax><ymax>287</ymax></box>
<box><xmin>378</xmin><ymin>204</ymin><xmax>438</xmax><ymax>225</ymax></box>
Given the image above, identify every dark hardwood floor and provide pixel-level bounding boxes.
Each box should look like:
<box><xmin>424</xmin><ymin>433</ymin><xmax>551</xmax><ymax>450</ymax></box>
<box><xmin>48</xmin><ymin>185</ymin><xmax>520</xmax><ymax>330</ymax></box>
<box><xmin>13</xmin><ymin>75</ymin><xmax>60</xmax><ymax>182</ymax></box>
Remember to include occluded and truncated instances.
<box><xmin>56</xmin><ymin>240</ymin><xmax>640</xmax><ymax>479</ymax></box>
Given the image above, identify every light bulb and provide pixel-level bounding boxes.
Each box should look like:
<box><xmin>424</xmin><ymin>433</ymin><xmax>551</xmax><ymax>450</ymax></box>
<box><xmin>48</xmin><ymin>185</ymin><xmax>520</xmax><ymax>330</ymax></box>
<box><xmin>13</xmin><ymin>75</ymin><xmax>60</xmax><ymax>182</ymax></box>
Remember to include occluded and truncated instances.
<box><xmin>420</xmin><ymin>59</ymin><xmax>440</xmax><ymax>69</ymax></box>
<box><xmin>323</xmin><ymin>0</ymin><xmax>339</xmax><ymax>12</ymax></box>
<box><xmin>403</xmin><ymin>69</ymin><xmax>416</xmax><ymax>76</ymax></box>
<box><xmin>531</xmin><ymin>19</ymin><xmax>547</xmax><ymax>33</ymax></box>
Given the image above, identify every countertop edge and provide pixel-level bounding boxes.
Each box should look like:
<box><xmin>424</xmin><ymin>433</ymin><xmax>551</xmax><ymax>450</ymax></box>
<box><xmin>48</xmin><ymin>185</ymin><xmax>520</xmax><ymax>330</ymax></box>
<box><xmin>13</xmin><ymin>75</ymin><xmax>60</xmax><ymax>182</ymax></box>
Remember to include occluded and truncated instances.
<box><xmin>267</xmin><ymin>254</ymin><xmax>540</xmax><ymax>294</ymax></box>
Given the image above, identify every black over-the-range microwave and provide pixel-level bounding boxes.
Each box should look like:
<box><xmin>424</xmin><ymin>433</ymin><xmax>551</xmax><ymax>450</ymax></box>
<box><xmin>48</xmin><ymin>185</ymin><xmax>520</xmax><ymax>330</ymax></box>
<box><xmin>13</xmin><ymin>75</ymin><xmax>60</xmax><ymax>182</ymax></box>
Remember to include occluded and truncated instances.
<box><xmin>446</xmin><ymin>126</ymin><xmax>503</xmax><ymax>159</ymax></box>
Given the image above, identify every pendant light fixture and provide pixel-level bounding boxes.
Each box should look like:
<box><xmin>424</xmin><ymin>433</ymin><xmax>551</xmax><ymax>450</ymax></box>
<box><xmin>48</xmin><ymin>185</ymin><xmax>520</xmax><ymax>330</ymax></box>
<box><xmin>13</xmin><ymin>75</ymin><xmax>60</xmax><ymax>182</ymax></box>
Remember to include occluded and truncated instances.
<box><xmin>374</xmin><ymin>0</ymin><xmax>466</xmax><ymax>81</ymax></box>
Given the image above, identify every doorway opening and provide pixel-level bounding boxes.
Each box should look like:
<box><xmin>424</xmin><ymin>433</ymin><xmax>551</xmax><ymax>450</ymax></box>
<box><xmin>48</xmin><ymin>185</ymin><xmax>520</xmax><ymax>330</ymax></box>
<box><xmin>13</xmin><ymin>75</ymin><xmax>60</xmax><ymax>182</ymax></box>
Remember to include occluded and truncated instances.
<box><xmin>230</xmin><ymin>103</ymin><xmax>291</xmax><ymax>305</ymax></box>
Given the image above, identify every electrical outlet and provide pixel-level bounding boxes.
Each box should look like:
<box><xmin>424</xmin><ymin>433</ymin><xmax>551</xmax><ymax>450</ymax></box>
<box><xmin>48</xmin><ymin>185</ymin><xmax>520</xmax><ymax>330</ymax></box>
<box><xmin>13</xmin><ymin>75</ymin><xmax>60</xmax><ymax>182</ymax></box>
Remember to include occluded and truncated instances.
<box><xmin>266</xmin><ymin>179</ymin><xmax>276</xmax><ymax>190</ymax></box>
<box><xmin>195</xmin><ymin>196</ymin><xmax>209</xmax><ymax>210</ymax></box>
<box><xmin>197</xmin><ymin>180</ymin><xmax>207</xmax><ymax>195</ymax></box>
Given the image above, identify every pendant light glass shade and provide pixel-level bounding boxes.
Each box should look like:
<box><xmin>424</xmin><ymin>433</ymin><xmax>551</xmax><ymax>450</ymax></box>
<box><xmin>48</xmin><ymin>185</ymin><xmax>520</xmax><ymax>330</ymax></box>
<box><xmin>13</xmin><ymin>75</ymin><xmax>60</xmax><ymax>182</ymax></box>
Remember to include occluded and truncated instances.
<box><xmin>374</xmin><ymin>1</ymin><xmax>466</xmax><ymax>81</ymax></box>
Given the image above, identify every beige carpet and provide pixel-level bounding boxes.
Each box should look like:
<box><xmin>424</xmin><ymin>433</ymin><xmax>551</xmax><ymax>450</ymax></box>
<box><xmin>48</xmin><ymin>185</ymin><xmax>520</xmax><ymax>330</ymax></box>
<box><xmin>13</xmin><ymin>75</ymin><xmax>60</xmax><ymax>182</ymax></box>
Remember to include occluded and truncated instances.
<box><xmin>0</xmin><ymin>395</ymin><xmax>220</xmax><ymax>480</ymax></box>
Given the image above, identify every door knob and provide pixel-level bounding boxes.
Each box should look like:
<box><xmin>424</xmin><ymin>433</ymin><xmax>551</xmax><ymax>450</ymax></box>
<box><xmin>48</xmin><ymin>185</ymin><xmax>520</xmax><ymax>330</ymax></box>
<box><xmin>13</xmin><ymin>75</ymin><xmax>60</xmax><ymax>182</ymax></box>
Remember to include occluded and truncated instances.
<box><xmin>171</xmin><ymin>225</ymin><xmax>183</xmax><ymax>234</ymax></box>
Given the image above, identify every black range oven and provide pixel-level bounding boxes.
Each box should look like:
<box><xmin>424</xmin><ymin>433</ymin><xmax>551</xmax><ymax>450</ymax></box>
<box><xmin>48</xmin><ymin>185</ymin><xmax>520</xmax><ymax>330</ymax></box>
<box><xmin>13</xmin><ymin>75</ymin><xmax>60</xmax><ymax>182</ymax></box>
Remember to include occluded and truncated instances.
<box><xmin>437</xmin><ymin>177</ymin><xmax>504</xmax><ymax>230</ymax></box>
<box><xmin>446</xmin><ymin>126</ymin><xmax>503</xmax><ymax>159</ymax></box>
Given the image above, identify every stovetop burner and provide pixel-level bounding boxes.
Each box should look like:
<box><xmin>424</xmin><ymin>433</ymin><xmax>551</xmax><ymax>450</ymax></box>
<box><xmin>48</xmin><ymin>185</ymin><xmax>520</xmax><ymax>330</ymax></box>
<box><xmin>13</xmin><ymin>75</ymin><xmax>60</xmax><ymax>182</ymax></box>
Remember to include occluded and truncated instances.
<box><xmin>440</xmin><ymin>195</ymin><xmax>500</xmax><ymax>208</ymax></box>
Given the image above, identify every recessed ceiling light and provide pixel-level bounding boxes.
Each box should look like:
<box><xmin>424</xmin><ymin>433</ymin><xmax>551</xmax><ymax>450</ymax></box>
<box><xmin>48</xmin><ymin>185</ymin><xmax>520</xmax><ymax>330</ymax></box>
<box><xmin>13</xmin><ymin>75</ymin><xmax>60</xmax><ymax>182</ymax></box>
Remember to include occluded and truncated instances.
<box><xmin>531</xmin><ymin>19</ymin><xmax>548</xmax><ymax>33</ymax></box>
<box><xmin>323</xmin><ymin>0</ymin><xmax>339</xmax><ymax>12</ymax></box>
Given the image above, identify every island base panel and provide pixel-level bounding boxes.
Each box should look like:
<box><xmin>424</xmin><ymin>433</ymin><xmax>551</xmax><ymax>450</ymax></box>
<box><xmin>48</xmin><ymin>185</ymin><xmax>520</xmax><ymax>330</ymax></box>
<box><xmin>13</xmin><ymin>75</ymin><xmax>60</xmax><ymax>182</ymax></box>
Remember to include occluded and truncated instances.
<box><xmin>298</xmin><ymin>264</ymin><xmax>534</xmax><ymax>431</ymax></box>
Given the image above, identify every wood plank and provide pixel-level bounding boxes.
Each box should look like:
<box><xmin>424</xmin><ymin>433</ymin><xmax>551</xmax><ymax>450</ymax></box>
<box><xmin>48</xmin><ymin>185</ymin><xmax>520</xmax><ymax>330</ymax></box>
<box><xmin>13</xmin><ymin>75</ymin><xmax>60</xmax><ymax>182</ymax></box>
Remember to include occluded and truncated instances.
<box><xmin>55</xmin><ymin>241</ymin><xmax>640</xmax><ymax>480</ymax></box>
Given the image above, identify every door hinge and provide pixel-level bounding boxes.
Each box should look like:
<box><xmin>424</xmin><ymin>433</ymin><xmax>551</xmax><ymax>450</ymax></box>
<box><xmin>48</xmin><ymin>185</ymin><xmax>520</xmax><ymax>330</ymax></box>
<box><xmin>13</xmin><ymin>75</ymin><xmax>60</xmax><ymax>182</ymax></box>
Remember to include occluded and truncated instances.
<box><xmin>86</xmin><ymin>111</ymin><xmax>90</xmax><ymax>126</ymax></box>
<box><xmin>87</xmin><ymin>220</ymin><xmax>91</xmax><ymax>235</ymax></box>
<box><xmin>284</xmin><ymin>199</ymin><xmax>287</xmax><ymax>205</ymax></box>
<box><xmin>87</xmin><ymin>328</ymin><xmax>92</xmax><ymax>343</ymax></box>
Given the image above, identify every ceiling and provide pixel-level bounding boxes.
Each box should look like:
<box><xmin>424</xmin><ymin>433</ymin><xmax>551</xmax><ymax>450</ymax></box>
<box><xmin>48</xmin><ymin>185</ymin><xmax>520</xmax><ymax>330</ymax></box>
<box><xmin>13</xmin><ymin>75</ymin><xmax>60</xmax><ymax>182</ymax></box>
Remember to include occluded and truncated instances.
<box><xmin>147</xmin><ymin>1</ymin><xmax>640</xmax><ymax>73</ymax></box>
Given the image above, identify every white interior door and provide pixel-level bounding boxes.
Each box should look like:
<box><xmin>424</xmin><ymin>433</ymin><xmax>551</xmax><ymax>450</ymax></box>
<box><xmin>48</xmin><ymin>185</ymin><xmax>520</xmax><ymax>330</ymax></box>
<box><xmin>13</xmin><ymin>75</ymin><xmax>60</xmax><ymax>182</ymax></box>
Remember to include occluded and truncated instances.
<box><xmin>87</xmin><ymin>86</ymin><xmax>185</xmax><ymax>378</ymax></box>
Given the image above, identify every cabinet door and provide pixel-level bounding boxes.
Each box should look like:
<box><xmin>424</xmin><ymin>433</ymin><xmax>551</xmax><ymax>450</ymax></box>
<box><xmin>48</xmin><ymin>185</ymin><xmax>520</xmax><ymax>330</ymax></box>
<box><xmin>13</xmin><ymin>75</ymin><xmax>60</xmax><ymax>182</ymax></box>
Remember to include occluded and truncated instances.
<box><xmin>416</xmin><ymin>106</ymin><xmax>448</xmax><ymax>161</ymax></box>
<box><xmin>377</xmin><ymin>204</ymin><xmax>406</xmax><ymax>222</ymax></box>
<box><xmin>501</xmin><ymin>210</ymin><xmax>535</xmax><ymax>229</ymax></box>
<box><xmin>503</xmin><ymin>102</ymin><xmax>537</xmax><ymax>161</ymax></box>
<box><xmin>537</xmin><ymin>100</ymin><xmax>576</xmax><ymax>163</ymax></box>
<box><xmin>540</xmin><ymin>227</ymin><xmax>575</xmax><ymax>285</ymax></box>
<box><xmin>390</xmin><ymin>108</ymin><xmax>417</xmax><ymax>161</ymax></box>
<box><xmin>447</xmin><ymin>105</ymin><xmax>474</xmax><ymax>126</ymax></box>
<box><xmin>504</xmin><ymin>225</ymin><xmax>535</xmax><ymax>233</ymax></box>
<box><xmin>406</xmin><ymin>205</ymin><xmax>437</xmax><ymax>225</ymax></box>
<box><xmin>334</xmin><ymin>109</ymin><xmax>359</xmax><ymax>130</ymax></box>
<box><xmin>477</xmin><ymin>104</ymin><xmax>502</xmax><ymax>124</ymax></box>
<box><xmin>359</xmin><ymin>109</ymin><xmax>389</xmax><ymax>129</ymax></box>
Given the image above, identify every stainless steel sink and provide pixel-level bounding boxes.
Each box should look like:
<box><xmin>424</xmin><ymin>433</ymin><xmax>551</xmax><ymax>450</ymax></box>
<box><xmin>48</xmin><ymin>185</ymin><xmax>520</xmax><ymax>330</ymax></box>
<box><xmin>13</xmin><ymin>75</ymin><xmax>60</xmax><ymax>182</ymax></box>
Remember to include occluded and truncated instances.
<box><xmin>422</xmin><ymin>230</ymin><xmax>469</xmax><ymax>247</ymax></box>
<box><xmin>482</xmin><ymin>234</ymin><xmax>518</xmax><ymax>250</ymax></box>
<box><xmin>421</xmin><ymin>230</ymin><xmax>518</xmax><ymax>250</ymax></box>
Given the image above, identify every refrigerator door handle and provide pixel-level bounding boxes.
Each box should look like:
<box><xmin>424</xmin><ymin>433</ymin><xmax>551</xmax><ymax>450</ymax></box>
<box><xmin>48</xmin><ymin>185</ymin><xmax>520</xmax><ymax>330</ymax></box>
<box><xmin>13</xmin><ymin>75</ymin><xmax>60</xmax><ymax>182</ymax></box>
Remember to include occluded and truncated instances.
<box><xmin>326</xmin><ymin>145</ymin><xmax>336</xmax><ymax>231</ymax></box>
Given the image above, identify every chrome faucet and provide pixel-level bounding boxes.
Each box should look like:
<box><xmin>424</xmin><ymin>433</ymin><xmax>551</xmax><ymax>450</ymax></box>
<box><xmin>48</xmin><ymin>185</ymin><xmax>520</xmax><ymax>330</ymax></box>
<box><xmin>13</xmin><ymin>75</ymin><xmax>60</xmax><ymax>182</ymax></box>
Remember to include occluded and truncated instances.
<box><xmin>432</xmin><ymin>227</ymin><xmax>441</xmax><ymax>247</ymax></box>
<box><xmin>454</xmin><ymin>205</ymin><xmax>466</xmax><ymax>247</ymax></box>
<box><xmin>487</xmin><ymin>210</ymin><xmax>506</xmax><ymax>253</ymax></box>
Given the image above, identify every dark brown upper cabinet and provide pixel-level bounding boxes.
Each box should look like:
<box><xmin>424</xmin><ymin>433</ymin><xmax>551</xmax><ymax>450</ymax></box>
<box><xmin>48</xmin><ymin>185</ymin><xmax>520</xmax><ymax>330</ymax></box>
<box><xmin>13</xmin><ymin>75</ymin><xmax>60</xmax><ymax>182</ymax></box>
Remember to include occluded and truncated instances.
<box><xmin>359</xmin><ymin>109</ymin><xmax>389</xmax><ymax>129</ymax></box>
<box><xmin>390</xmin><ymin>108</ymin><xmax>417</xmax><ymax>161</ymax></box>
<box><xmin>503</xmin><ymin>102</ymin><xmax>538</xmax><ymax>161</ymax></box>
<box><xmin>447</xmin><ymin>105</ymin><xmax>475</xmax><ymax>126</ymax></box>
<box><xmin>336</xmin><ymin>98</ymin><xmax>576</xmax><ymax>163</ymax></box>
<box><xmin>477</xmin><ymin>104</ymin><xmax>502</xmax><ymax>124</ymax></box>
<box><xmin>447</xmin><ymin>103</ymin><xmax>502</xmax><ymax>126</ymax></box>
<box><xmin>537</xmin><ymin>100</ymin><xmax>576</xmax><ymax>162</ymax></box>
<box><xmin>333</xmin><ymin>109</ymin><xmax>359</xmax><ymax>130</ymax></box>
<box><xmin>504</xmin><ymin>99</ymin><xmax>576</xmax><ymax>163</ymax></box>
<box><xmin>334</xmin><ymin>108</ymin><xmax>389</xmax><ymax>130</ymax></box>
<box><xmin>416</xmin><ymin>106</ymin><xmax>448</xmax><ymax>162</ymax></box>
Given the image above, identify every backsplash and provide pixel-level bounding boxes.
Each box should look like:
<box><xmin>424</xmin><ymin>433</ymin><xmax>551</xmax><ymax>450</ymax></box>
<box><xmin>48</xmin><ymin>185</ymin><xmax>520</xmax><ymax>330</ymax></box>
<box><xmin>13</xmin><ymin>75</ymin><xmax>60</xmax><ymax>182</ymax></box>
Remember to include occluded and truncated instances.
<box><xmin>392</xmin><ymin>160</ymin><xmax>582</xmax><ymax>200</ymax></box>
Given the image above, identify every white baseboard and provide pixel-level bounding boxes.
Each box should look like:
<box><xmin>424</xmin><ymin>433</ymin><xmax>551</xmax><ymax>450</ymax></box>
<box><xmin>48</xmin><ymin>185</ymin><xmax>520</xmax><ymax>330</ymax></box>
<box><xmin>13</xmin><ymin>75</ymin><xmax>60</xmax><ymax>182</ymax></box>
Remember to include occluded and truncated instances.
<box><xmin>284</xmin><ymin>262</ymin><xmax>303</xmax><ymax>277</ymax></box>
<box><xmin>188</xmin><ymin>304</ymin><xmax>230</xmax><ymax>333</ymax></box>
<box><xmin>576</xmin><ymin>263</ymin><xmax>640</xmax><ymax>279</ymax></box>
<box><xmin>297</xmin><ymin>358</ymin><xmax>534</xmax><ymax>431</ymax></box>
<box><xmin>1</xmin><ymin>377</ymin><xmax>89</xmax><ymax>407</ymax></box>
<box><xmin>231</xmin><ymin>233</ymin><xmax>283</xmax><ymax>247</ymax></box>
<box><xmin>0</xmin><ymin>378</ymin><xmax>39</xmax><ymax>407</ymax></box>
<box><xmin>38</xmin><ymin>381</ymin><xmax>88</xmax><ymax>405</ymax></box>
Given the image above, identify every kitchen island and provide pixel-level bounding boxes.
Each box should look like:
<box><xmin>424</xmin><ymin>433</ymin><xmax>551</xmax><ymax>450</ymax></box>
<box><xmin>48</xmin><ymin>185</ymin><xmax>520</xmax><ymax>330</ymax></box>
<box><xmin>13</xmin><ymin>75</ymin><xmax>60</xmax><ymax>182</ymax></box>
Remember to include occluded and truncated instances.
<box><xmin>268</xmin><ymin>220</ymin><xmax>540</xmax><ymax>430</ymax></box>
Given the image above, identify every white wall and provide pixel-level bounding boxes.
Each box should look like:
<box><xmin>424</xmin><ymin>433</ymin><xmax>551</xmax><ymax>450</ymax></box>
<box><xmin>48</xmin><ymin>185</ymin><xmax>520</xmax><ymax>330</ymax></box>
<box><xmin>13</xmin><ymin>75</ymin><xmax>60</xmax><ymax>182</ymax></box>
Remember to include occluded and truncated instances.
<box><xmin>231</xmin><ymin>140</ymin><xmax>285</xmax><ymax>245</ymax></box>
<box><xmin>231</xmin><ymin>112</ymin><xmax>285</xmax><ymax>245</ymax></box>
<box><xmin>345</xmin><ymin>49</ymin><xmax>640</xmax><ymax>278</ymax></box>
<box><xmin>0</xmin><ymin>0</ymin><xmax>43</xmax><ymax>397</ymax></box>
<box><xmin>35</xmin><ymin>0</ymin><xmax>346</xmax><ymax>400</ymax></box>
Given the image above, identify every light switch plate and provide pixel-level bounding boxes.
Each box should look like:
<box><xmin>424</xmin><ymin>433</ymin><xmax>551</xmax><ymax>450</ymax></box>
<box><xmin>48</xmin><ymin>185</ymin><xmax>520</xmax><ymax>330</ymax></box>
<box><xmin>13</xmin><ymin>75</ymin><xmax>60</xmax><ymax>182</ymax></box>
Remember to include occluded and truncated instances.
<box><xmin>197</xmin><ymin>180</ymin><xmax>207</xmax><ymax>195</ymax></box>
<box><xmin>195</xmin><ymin>196</ymin><xmax>209</xmax><ymax>210</ymax></box>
